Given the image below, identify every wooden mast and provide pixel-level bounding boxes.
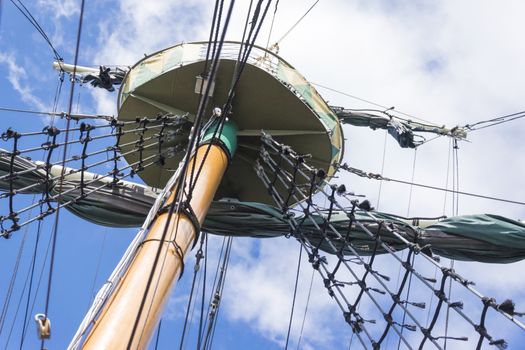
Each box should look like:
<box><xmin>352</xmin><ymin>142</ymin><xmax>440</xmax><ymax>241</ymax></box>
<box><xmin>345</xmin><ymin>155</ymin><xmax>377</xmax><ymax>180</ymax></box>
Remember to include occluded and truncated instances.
<box><xmin>80</xmin><ymin>121</ymin><xmax>237</xmax><ymax>349</ymax></box>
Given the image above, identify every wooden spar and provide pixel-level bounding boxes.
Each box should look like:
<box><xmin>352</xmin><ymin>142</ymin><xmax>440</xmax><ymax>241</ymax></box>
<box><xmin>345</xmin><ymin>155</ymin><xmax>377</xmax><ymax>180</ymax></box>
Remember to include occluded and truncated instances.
<box><xmin>80</xmin><ymin>121</ymin><xmax>237</xmax><ymax>349</ymax></box>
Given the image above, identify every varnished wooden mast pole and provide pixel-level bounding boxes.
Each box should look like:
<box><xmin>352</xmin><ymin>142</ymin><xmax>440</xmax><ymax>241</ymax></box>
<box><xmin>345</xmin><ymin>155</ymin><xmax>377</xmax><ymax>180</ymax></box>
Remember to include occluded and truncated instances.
<box><xmin>80</xmin><ymin>121</ymin><xmax>237</xmax><ymax>350</ymax></box>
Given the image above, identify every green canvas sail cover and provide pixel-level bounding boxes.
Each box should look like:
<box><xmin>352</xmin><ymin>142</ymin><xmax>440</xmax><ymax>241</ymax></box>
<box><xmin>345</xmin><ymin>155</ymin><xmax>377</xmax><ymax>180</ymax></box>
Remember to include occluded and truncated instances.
<box><xmin>1</xmin><ymin>151</ymin><xmax>524</xmax><ymax>263</ymax></box>
<box><xmin>423</xmin><ymin>215</ymin><xmax>525</xmax><ymax>263</ymax></box>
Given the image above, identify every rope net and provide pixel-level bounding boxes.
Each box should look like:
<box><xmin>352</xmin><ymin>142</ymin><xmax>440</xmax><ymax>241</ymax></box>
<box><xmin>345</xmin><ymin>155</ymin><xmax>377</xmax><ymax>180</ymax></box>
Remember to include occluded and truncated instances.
<box><xmin>0</xmin><ymin>113</ymin><xmax>189</xmax><ymax>238</ymax></box>
<box><xmin>254</xmin><ymin>132</ymin><xmax>524</xmax><ymax>350</ymax></box>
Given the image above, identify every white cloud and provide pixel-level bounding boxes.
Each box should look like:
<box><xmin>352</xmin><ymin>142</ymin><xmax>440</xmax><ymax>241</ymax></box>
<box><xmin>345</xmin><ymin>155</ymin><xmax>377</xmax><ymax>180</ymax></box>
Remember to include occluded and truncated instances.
<box><xmin>33</xmin><ymin>0</ymin><xmax>80</xmax><ymax>53</ymax></box>
<box><xmin>0</xmin><ymin>51</ymin><xmax>49</xmax><ymax>111</ymax></box>
<box><xmin>79</xmin><ymin>0</ymin><xmax>525</xmax><ymax>348</ymax></box>
<box><xmin>37</xmin><ymin>0</ymin><xmax>79</xmax><ymax>19</ymax></box>
<box><xmin>88</xmin><ymin>0</ymin><xmax>211</xmax><ymax>66</ymax></box>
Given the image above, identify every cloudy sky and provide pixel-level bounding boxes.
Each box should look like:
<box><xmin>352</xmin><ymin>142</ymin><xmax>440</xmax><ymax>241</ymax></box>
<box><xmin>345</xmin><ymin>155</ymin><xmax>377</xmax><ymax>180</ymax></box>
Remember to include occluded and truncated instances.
<box><xmin>0</xmin><ymin>0</ymin><xmax>524</xmax><ymax>349</ymax></box>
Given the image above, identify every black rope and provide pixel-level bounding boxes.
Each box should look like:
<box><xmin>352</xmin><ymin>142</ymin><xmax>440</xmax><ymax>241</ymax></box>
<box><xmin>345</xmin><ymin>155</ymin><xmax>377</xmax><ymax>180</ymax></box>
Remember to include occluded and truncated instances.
<box><xmin>153</xmin><ymin>318</ymin><xmax>163</xmax><ymax>350</ymax></box>
<box><xmin>9</xmin><ymin>0</ymin><xmax>63</xmax><ymax>61</ymax></box>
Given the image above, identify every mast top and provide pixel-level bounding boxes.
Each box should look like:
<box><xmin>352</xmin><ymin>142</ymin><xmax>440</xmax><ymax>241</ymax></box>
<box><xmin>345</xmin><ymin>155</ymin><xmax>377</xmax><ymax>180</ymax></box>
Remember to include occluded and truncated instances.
<box><xmin>116</xmin><ymin>41</ymin><xmax>344</xmax><ymax>205</ymax></box>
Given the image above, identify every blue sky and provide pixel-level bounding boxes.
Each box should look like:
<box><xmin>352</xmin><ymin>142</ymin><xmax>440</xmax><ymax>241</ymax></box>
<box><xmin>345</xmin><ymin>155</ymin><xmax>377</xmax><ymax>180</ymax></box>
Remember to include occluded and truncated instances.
<box><xmin>1</xmin><ymin>0</ymin><xmax>525</xmax><ymax>349</ymax></box>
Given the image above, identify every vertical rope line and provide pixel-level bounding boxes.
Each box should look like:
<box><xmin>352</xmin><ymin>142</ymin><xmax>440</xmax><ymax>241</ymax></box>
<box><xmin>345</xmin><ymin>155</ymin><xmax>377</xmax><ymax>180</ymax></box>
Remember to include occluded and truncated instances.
<box><xmin>42</xmin><ymin>2</ymin><xmax>85</xmax><ymax>349</ymax></box>
<box><xmin>296</xmin><ymin>269</ymin><xmax>314</xmax><ymax>350</ymax></box>
<box><xmin>376</xmin><ymin>129</ymin><xmax>388</xmax><ymax>210</ymax></box>
<box><xmin>179</xmin><ymin>236</ymin><xmax>205</xmax><ymax>350</ymax></box>
<box><xmin>153</xmin><ymin>319</ymin><xmax>162</xmax><ymax>350</ymax></box>
<box><xmin>454</xmin><ymin>139</ymin><xmax>459</xmax><ymax>215</ymax></box>
<box><xmin>444</xmin><ymin>140</ymin><xmax>460</xmax><ymax>349</ymax></box>
<box><xmin>442</xmin><ymin>138</ymin><xmax>452</xmax><ymax>213</ymax></box>
<box><xmin>284</xmin><ymin>245</ymin><xmax>302</xmax><ymax>349</ymax></box>
<box><xmin>391</xmin><ymin>147</ymin><xmax>417</xmax><ymax>350</ymax></box>
<box><xmin>184</xmin><ymin>260</ymin><xmax>204</xmax><ymax>350</ymax></box>
<box><xmin>197</xmin><ymin>233</ymin><xmax>209</xmax><ymax>349</ymax></box>
<box><xmin>0</xmin><ymin>206</ymin><xmax>32</xmax><ymax>335</ymax></box>
<box><xmin>88</xmin><ymin>229</ymin><xmax>107</xmax><ymax>304</ymax></box>
<box><xmin>406</xmin><ymin>148</ymin><xmax>417</xmax><ymax>217</ymax></box>
<box><xmin>202</xmin><ymin>237</ymin><xmax>233</xmax><ymax>349</ymax></box>
<box><xmin>265</xmin><ymin>0</ymin><xmax>280</xmax><ymax>49</ymax></box>
<box><xmin>19</xmin><ymin>218</ymin><xmax>43</xmax><ymax>349</ymax></box>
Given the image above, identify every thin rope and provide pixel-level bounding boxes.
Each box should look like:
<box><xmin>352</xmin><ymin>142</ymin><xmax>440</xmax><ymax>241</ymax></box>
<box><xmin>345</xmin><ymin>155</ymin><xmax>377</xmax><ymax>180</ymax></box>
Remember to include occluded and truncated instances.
<box><xmin>200</xmin><ymin>235</ymin><xmax>226</xmax><ymax>347</ymax></box>
<box><xmin>442</xmin><ymin>138</ymin><xmax>452</xmax><ymax>214</ymax></box>
<box><xmin>376</xmin><ymin>130</ymin><xmax>388</xmax><ymax>210</ymax></box>
<box><xmin>296</xmin><ymin>269</ymin><xmax>314</xmax><ymax>350</ymax></box>
<box><xmin>273</xmin><ymin>0</ymin><xmax>319</xmax><ymax>46</ymax></box>
<box><xmin>265</xmin><ymin>0</ymin><xmax>279</xmax><ymax>49</ymax></box>
<box><xmin>179</xmin><ymin>236</ymin><xmax>206</xmax><ymax>350</ymax></box>
<box><xmin>197</xmin><ymin>234</ymin><xmax>209</xmax><ymax>349</ymax></box>
<box><xmin>202</xmin><ymin>237</ymin><xmax>233</xmax><ymax>349</ymax></box>
<box><xmin>465</xmin><ymin>110</ymin><xmax>525</xmax><ymax>131</ymax></box>
<box><xmin>153</xmin><ymin>319</ymin><xmax>163</xmax><ymax>350</ymax></box>
<box><xmin>19</xmin><ymin>218</ymin><xmax>43</xmax><ymax>349</ymax></box>
<box><xmin>313</xmin><ymin>82</ymin><xmax>437</xmax><ymax>125</ymax></box>
<box><xmin>339</xmin><ymin>163</ymin><xmax>525</xmax><ymax>206</ymax></box>
<box><xmin>183</xmin><ymin>261</ymin><xmax>204</xmax><ymax>350</ymax></box>
<box><xmin>0</xmin><ymin>216</ymin><xmax>30</xmax><ymax>337</ymax></box>
<box><xmin>42</xmin><ymin>2</ymin><xmax>85</xmax><ymax>349</ymax></box>
<box><xmin>444</xmin><ymin>140</ymin><xmax>460</xmax><ymax>349</ymax></box>
<box><xmin>284</xmin><ymin>245</ymin><xmax>302</xmax><ymax>350</ymax></box>
<box><xmin>9</xmin><ymin>0</ymin><xmax>63</xmax><ymax>61</ymax></box>
<box><xmin>88</xmin><ymin>229</ymin><xmax>107</xmax><ymax>303</ymax></box>
<box><xmin>406</xmin><ymin>148</ymin><xmax>417</xmax><ymax>217</ymax></box>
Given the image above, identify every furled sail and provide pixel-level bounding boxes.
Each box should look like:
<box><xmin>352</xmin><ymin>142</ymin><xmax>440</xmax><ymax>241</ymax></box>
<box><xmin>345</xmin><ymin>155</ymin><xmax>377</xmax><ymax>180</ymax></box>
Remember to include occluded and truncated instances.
<box><xmin>1</xmin><ymin>151</ymin><xmax>524</xmax><ymax>263</ymax></box>
<box><xmin>332</xmin><ymin>107</ymin><xmax>467</xmax><ymax>148</ymax></box>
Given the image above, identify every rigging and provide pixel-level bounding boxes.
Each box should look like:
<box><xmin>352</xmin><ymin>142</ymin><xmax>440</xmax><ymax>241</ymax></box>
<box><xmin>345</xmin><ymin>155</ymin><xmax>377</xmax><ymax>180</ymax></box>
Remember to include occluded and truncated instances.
<box><xmin>9</xmin><ymin>0</ymin><xmax>63</xmax><ymax>62</ymax></box>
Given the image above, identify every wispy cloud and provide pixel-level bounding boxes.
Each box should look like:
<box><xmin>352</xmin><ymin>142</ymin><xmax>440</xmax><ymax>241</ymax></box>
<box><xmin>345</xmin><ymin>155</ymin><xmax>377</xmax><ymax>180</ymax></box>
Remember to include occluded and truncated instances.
<box><xmin>37</xmin><ymin>0</ymin><xmax>79</xmax><ymax>19</ymax></box>
<box><xmin>0</xmin><ymin>51</ymin><xmax>48</xmax><ymax>111</ymax></box>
